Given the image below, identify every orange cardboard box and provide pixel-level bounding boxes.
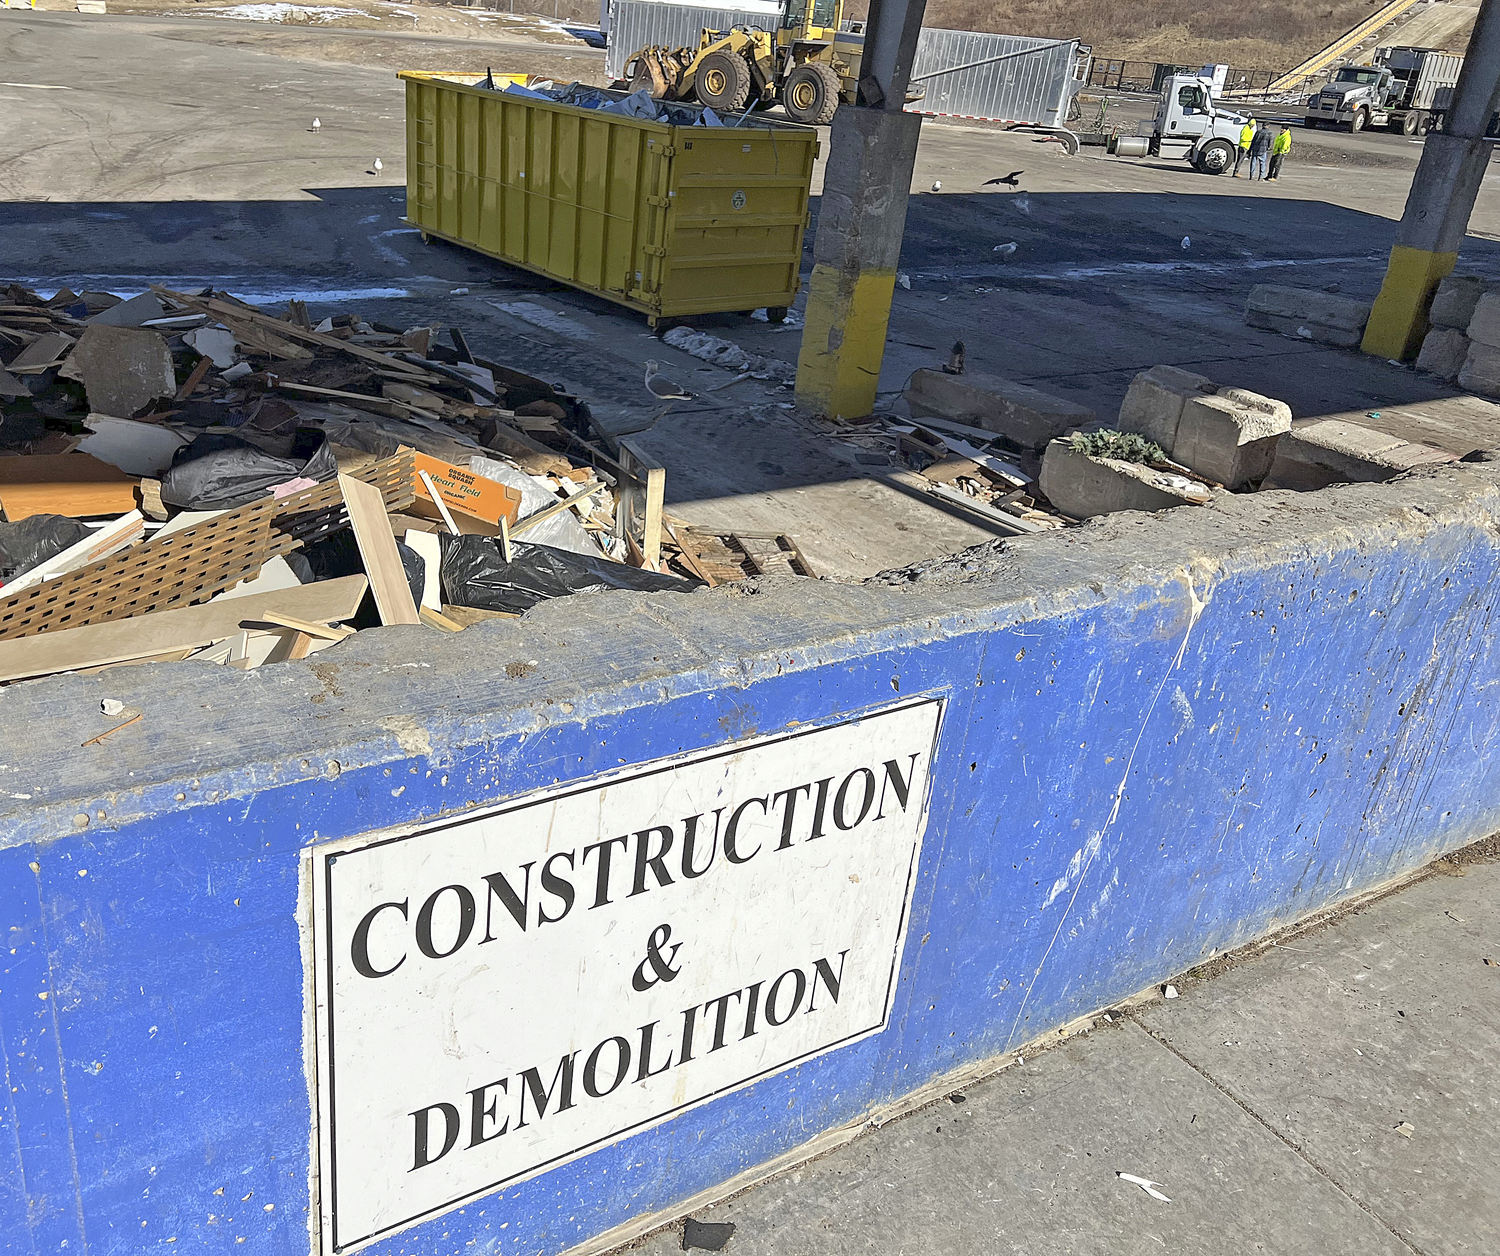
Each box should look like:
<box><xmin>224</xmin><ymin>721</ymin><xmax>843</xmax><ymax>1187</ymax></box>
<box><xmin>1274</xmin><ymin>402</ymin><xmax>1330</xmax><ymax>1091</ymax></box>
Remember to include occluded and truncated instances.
<box><xmin>412</xmin><ymin>452</ymin><xmax>522</xmax><ymax>527</ymax></box>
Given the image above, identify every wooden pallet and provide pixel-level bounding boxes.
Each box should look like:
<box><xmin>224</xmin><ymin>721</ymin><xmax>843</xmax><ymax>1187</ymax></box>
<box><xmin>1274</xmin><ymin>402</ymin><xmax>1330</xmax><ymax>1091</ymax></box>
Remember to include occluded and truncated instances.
<box><xmin>0</xmin><ymin>503</ymin><xmax>273</xmax><ymax>640</ymax></box>
<box><xmin>670</xmin><ymin>528</ymin><xmax>816</xmax><ymax>585</ymax></box>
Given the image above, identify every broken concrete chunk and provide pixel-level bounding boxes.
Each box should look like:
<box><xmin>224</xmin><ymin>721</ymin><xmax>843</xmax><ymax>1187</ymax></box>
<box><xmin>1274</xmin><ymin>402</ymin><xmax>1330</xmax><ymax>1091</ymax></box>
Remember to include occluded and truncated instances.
<box><xmin>1174</xmin><ymin>395</ymin><xmax>1289</xmax><ymax>489</ymax></box>
<box><xmin>1429</xmin><ymin>275</ymin><xmax>1491</xmax><ymax>330</ymax></box>
<box><xmin>1215</xmin><ymin>387</ymin><xmax>1292</xmax><ymax>426</ymax></box>
<box><xmin>1244</xmin><ymin>285</ymin><xmax>1371</xmax><ymax>348</ymax></box>
<box><xmin>1458</xmin><ymin>341</ymin><xmax>1500</xmax><ymax>398</ymax></box>
<box><xmin>85</xmin><ymin>291</ymin><xmax>165</xmax><ymax>328</ymax></box>
<box><xmin>1416</xmin><ymin>327</ymin><xmax>1469</xmax><ymax>383</ymax></box>
<box><xmin>69</xmin><ymin>325</ymin><xmax>176</xmax><ymax>417</ymax></box>
<box><xmin>906</xmin><ymin>369</ymin><xmax>1093</xmax><ymax>451</ymax></box>
<box><xmin>1462</xmin><ymin>292</ymin><xmax>1500</xmax><ymax>350</ymax></box>
<box><xmin>1039</xmin><ymin>439</ymin><xmax>1211</xmax><ymax>519</ymax></box>
<box><xmin>1117</xmin><ymin>364</ymin><xmax>1216</xmax><ymax>451</ymax></box>
<box><xmin>1263</xmin><ymin>420</ymin><xmax>1457</xmax><ymax>491</ymax></box>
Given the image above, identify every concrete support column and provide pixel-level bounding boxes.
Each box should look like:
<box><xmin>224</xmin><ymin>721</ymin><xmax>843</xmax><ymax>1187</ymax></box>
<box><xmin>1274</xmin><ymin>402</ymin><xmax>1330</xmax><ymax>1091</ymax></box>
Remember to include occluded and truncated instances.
<box><xmin>795</xmin><ymin>106</ymin><xmax>923</xmax><ymax>419</ymax></box>
<box><xmin>1363</xmin><ymin>0</ymin><xmax>1500</xmax><ymax>358</ymax></box>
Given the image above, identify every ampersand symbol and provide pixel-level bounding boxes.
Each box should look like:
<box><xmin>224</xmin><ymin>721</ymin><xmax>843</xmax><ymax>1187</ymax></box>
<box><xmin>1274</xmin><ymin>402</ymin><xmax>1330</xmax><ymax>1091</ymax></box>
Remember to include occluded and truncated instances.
<box><xmin>631</xmin><ymin>923</ymin><xmax>682</xmax><ymax>992</ymax></box>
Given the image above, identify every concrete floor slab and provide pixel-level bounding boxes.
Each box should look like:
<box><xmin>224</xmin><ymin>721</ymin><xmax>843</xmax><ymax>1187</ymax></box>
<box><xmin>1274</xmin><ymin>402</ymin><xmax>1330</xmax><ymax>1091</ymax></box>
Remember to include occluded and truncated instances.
<box><xmin>1138</xmin><ymin>861</ymin><xmax>1500</xmax><ymax>1256</ymax></box>
<box><xmin>633</xmin><ymin>1019</ymin><xmax>1414</xmax><ymax>1256</ymax></box>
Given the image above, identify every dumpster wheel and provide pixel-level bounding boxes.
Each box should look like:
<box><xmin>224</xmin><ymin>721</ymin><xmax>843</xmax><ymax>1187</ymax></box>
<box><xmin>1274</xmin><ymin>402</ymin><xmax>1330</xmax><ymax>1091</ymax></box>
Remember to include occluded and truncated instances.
<box><xmin>697</xmin><ymin>50</ymin><xmax>752</xmax><ymax>112</ymax></box>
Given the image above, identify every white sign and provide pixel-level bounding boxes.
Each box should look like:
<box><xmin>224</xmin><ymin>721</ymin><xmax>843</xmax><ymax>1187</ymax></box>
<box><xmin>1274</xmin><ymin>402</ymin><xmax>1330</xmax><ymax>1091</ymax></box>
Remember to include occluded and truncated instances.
<box><xmin>311</xmin><ymin>698</ymin><xmax>942</xmax><ymax>1253</ymax></box>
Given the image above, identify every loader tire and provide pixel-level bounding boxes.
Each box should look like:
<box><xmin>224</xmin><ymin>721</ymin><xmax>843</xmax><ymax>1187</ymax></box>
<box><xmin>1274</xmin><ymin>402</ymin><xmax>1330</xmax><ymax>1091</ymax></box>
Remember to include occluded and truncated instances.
<box><xmin>697</xmin><ymin>50</ymin><xmax>752</xmax><ymax>112</ymax></box>
<box><xmin>783</xmin><ymin>62</ymin><xmax>842</xmax><ymax>125</ymax></box>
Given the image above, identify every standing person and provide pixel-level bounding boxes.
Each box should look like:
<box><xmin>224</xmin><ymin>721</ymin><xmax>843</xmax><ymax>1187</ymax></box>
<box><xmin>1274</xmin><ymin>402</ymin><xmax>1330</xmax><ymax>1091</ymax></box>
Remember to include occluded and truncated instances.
<box><xmin>1268</xmin><ymin>125</ymin><xmax>1291</xmax><ymax>180</ymax></box>
<box><xmin>1248</xmin><ymin>123</ymin><xmax>1272</xmax><ymax>180</ymax></box>
<box><xmin>1234</xmin><ymin>116</ymin><xmax>1256</xmax><ymax>176</ymax></box>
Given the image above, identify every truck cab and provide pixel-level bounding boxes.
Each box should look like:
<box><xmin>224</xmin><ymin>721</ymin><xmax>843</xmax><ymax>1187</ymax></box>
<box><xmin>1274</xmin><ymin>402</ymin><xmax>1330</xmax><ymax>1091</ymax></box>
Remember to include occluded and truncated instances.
<box><xmin>1148</xmin><ymin>74</ymin><xmax>1252</xmax><ymax>173</ymax></box>
<box><xmin>1305</xmin><ymin>64</ymin><xmax>1392</xmax><ymax>131</ymax></box>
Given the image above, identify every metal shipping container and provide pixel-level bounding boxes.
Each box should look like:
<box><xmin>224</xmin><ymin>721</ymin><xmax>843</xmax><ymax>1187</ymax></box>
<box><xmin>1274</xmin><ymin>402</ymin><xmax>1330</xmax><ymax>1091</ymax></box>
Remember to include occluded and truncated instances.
<box><xmin>605</xmin><ymin>1</ymin><xmax>1090</xmax><ymax>134</ymax></box>
<box><xmin>400</xmin><ymin>72</ymin><xmax>819</xmax><ymax>325</ymax></box>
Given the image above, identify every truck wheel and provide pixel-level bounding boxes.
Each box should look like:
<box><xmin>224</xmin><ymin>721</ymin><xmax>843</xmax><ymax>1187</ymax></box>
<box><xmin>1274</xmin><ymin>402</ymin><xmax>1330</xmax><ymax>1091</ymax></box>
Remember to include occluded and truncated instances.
<box><xmin>782</xmin><ymin>63</ymin><xmax>841</xmax><ymax>125</ymax></box>
<box><xmin>1350</xmin><ymin>108</ymin><xmax>1367</xmax><ymax>133</ymax></box>
<box><xmin>1400</xmin><ymin>111</ymin><xmax>1421</xmax><ymax>135</ymax></box>
<box><xmin>697</xmin><ymin>50</ymin><xmax>751</xmax><ymax>112</ymax></box>
<box><xmin>1196</xmin><ymin>139</ymin><xmax>1234</xmax><ymax>175</ymax></box>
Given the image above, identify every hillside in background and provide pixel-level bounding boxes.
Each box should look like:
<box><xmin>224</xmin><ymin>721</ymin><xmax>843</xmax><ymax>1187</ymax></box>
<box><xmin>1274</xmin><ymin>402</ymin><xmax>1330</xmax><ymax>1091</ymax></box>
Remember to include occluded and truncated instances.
<box><xmin>843</xmin><ymin>0</ymin><xmax>1436</xmax><ymax>71</ymax></box>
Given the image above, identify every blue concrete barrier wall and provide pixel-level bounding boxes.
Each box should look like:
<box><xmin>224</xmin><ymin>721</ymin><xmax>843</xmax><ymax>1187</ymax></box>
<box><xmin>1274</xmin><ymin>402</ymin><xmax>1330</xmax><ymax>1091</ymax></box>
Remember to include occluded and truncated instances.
<box><xmin>2</xmin><ymin>465</ymin><xmax>1498</xmax><ymax>1256</ymax></box>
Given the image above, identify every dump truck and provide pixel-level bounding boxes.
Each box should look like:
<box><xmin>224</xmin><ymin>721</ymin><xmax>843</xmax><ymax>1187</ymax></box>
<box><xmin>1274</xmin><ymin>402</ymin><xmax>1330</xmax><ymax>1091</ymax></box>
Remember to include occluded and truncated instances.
<box><xmin>617</xmin><ymin>0</ymin><xmax>874</xmax><ymax>125</ymax></box>
<box><xmin>1304</xmin><ymin>46</ymin><xmax>1462</xmax><ymax>135</ymax></box>
<box><xmin>1106</xmin><ymin>72</ymin><xmax>1256</xmax><ymax>175</ymax></box>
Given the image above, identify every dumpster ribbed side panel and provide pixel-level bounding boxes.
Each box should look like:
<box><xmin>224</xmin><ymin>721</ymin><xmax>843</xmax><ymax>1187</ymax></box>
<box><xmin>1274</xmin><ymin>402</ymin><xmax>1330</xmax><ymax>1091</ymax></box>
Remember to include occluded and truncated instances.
<box><xmin>909</xmin><ymin>29</ymin><xmax>1080</xmax><ymax>124</ymax></box>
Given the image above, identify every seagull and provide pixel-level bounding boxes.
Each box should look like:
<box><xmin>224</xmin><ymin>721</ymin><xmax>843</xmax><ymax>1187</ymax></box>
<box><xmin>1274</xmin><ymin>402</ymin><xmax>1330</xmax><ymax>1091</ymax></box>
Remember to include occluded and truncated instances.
<box><xmin>371</xmin><ymin>157</ymin><xmax>384</xmax><ymax>175</ymax></box>
<box><xmin>993</xmin><ymin>242</ymin><xmax>1018</xmax><ymax>256</ymax></box>
<box><xmin>310</xmin><ymin>117</ymin><xmax>321</xmax><ymax>134</ymax></box>
<box><xmin>1013</xmin><ymin>195</ymin><xmax>1031</xmax><ymax>215</ymax></box>
<box><xmin>644</xmin><ymin>359</ymin><xmax>692</xmax><ymax>402</ymax></box>
<box><xmin>984</xmin><ymin>170</ymin><xmax>1025</xmax><ymax>187</ymax></box>
<box><xmin>931</xmin><ymin>180</ymin><xmax>942</xmax><ymax>192</ymax></box>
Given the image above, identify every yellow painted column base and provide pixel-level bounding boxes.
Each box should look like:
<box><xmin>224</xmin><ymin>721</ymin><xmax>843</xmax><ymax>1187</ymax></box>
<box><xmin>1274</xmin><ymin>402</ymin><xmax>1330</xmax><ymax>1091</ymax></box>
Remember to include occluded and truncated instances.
<box><xmin>795</xmin><ymin>263</ymin><xmax>898</xmax><ymax>421</ymax></box>
<box><xmin>1362</xmin><ymin>244</ymin><xmax>1458</xmax><ymax>360</ymax></box>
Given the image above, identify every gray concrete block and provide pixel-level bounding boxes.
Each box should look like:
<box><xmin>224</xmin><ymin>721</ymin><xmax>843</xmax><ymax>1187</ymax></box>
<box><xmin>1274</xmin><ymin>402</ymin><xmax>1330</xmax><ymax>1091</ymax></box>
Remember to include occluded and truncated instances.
<box><xmin>1263</xmin><ymin>420</ymin><xmax>1457</xmax><ymax>491</ymax></box>
<box><xmin>68</xmin><ymin>324</ymin><xmax>175</xmax><ymax>418</ymax></box>
<box><xmin>905</xmin><ymin>369</ymin><xmax>1094</xmax><ymax>451</ymax></box>
<box><xmin>1458</xmin><ymin>340</ymin><xmax>1500</xmax><ymax>398</ymax></box>
<box><xmin>1216</xmin><ymin>387</ymin><xmax>1292</xmax><ymax>427</ymax></box>
<box><xmin>1244</xmin><ymin>285</ymin><xmax>1371</xmax><ymax>348</ymax></box>
<box><xmin>1463</xmin><ymin>291</ymin><xmax>1500</xmax><ymax>349</ymax></box>
<box><xmin>1415</xmin><ymin>327</ymin><xmax>1469</xmax><ymax>382</ymax></box>
<box><xmin>1429</xmin><ymin>275</ymin><xmax>1490</xmax><ymax>330</ymax></box>
<box><xmin>1039</xmin><ymin>438</ymin><xmax>1211</xmax><ymax>518</ymax></box>
<box><xmin>1175</xmin><ymin>395</ymin><xmax>1289</xmax><ymax>488</ymax></box>
<box><xmin>1117</xmin><ymin>364</ymin><xmax>1216</xmax><ymax>451</ymax></box>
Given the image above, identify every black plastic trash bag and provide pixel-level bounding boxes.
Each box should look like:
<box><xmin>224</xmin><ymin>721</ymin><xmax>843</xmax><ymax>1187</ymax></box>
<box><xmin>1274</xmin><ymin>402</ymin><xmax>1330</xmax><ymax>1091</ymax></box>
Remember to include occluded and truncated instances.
<box><xmin>286</xmin><ymin>528</ymin><xmax>425</xmax><ymax>629</ymax></box>
<box><xmin>441</xmin><ymin>534</ymin><xmax>696</xmax><ymax>614</ymax></box>
<box><xmin>0</xmin><ymin>514</ymin><xmax>91</xmax><ymax>581</ymax></box>
<box><xmin>159</xmin><ymin>430</ymin><xmax>338</xmax><ymax>510</ymax></box>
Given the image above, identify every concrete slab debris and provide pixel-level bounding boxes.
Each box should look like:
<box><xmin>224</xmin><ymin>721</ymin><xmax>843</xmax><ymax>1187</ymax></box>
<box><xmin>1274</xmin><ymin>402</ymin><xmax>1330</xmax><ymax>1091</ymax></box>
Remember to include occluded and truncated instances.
<box><xmin>1244</xmin><ymin>285</ymin><xmax>1372</xmax><ymax>348</ymax></box>
<box><xmin>905</xmin><ymin>369</ymin><xmax>1094</xmax><ymax>451</ymax></box>
<box><xmin>1216</xmin><ymin>387</ymin><xmax>1292</xmax><ymax>427</ymax></box>
<box><xmin>1038</xmin><ymin>438</ymin><xmax>1211</xmax><ymax>519</ymax></box>
<box><xmin>183</xmin><ymin>325</ymin><xmax>238</xmax><ymax>368</ymax></box>
<box><xmin>1428</xmin><ymin>275</ymin><xmax>1493</xmax><ymax>330</ymax></box>
<box><xmin>69</xmin><ymin>324</ymin><xmax>176</xmax><ymax>417</ymax></box>
<box><xmin>1263</xmin><ymin>420</ymin><xmax>1458</xmax><ymax>491</ymax></box>
<box><xmin>1116</xmin><ymin>364</ymin><xmax>1217</xmax><ymax>451</ymax></box>
<box><xmin>1174</xmin><ymin>394</ymin><xmax>1290</xmax><ymax>489</ymax></box>
<box><xmin>1457</xmin><ymin>341</ymin><xmax>1500</xmax><ymax>399</ymax></box>
<box><xmin>85</xmin><ymin>290</ymin><xmax>165</xmax><ymax>328</ymax></box>
<box><xmin>1463</xmin><ymin>291</ymin><xmax>1500</xmax><ymax>350</ymax></box>
<box><xmin>1416</xmin><ymin>327</ymin><xmax>1469</xmax><ymax>382</ymax></box>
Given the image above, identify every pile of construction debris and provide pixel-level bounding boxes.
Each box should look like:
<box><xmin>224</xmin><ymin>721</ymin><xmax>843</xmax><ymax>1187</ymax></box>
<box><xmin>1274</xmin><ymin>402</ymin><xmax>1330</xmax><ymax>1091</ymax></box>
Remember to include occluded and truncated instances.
<box><xmin>0</xmin><ymin>283</ymin><xmax>810</xmax><ymax>687</ymax></box>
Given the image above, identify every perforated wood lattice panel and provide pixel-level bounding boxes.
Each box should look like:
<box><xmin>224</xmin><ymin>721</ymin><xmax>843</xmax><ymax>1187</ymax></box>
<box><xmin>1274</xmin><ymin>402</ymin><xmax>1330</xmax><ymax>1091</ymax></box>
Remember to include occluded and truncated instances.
<box><xmin>270</xmin><ymin>450</ymin><xmax>417</xmax><ymax>554</ymax></box>
<box><xmin>0</xmin><ymin>503</ymin><xmax>273</xmax><ymax>641</ymax></box>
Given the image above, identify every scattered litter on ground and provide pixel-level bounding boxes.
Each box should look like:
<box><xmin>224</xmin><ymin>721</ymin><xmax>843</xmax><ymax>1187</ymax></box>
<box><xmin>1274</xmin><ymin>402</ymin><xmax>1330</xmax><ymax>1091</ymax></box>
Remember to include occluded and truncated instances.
<box><xmin>660</xmin><ymin>327</ymin><xmax>796</xmax><ymax>385</ymax></box>
<box><xmin>1163</xmin><ymin>983</ymin><xmax>1179</xmax><ymax>999</ymax></box>
<box><xmin>0</xmin><ymin>281</ymin><xmax>822</xmax><ymax>684</ymax></box>
<box><xmin>1116</xmin><ymin>1172</ymin><xmax>1172</xmax><ymax>1202</ymax></box>
<box><xmin>1394</xmin><ymin>1121</ymin><xmax>1415</xmax><ymax>1138</ymax></box>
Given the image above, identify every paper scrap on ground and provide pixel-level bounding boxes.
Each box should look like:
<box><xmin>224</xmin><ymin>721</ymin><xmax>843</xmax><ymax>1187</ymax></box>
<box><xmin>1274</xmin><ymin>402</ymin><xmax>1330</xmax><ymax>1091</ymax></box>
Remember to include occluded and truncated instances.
<box><xmin>1117</xmin><ymin>1173</ymin><xmax>1172</xmax><ymax>1202</ymax></box>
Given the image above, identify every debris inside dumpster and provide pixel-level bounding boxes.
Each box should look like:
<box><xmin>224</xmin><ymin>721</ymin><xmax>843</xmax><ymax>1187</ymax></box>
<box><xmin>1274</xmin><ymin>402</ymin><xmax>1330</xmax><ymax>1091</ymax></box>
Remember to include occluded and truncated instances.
<box><xmin>0</xmin><ymin>280</ymin><xmax>786</xmax><ymax>683</ymax></box>
<box><xmin>479</xmin><ymin>75</ymin><xmax>749</xmax><ymax>128</ymax></box>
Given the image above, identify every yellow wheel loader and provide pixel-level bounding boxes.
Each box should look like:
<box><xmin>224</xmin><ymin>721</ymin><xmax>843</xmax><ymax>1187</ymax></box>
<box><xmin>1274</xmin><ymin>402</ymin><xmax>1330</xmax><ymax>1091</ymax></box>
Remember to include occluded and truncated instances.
<box><xmin>619</xmin><ymin>0</ymin><xmax>866</xmax><ymax>125</ymax></box>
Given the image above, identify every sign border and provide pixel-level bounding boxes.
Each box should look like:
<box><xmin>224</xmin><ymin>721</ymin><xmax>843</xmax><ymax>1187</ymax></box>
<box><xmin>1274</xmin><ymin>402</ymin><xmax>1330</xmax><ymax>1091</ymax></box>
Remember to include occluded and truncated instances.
<box><xmin>312</xmin><ymin>695</ymin><xmax>945</xmax><ymax>1253</ymax></box>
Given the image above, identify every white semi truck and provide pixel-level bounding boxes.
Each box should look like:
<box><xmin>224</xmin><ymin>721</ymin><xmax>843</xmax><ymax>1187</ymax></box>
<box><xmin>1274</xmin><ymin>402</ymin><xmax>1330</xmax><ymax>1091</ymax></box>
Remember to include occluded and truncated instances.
<box><xmin>1108</xmin><ymin>73</ymin><xmax>1256</xmax><ymax>175</ymax></box>
<box><xmin>1304</xmin><ymin>46</ymin><xmax>1462</xmax><ymax>135</ymax></box>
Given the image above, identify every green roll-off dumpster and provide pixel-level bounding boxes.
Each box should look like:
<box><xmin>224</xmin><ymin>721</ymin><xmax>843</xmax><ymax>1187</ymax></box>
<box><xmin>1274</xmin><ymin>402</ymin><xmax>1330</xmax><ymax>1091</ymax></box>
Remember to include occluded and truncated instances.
<box><xmin>399</xmin><ymin>73</ymin><xmax>820</xmax><ymax>325</ymax></box>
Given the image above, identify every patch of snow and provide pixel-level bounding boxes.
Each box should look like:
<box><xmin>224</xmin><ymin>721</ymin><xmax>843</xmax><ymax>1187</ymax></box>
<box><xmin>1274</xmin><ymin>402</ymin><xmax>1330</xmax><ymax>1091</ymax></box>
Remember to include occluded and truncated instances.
<box><xmin>199</xmin><ymin>3</ymin><xmax>368</xmax><ymax>22</ymax></box>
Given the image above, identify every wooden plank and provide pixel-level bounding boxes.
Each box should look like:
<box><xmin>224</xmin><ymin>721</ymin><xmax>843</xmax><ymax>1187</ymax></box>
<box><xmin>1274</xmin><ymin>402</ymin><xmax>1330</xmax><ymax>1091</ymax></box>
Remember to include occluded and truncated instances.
<box><xmin>665</xmin><ymin>523</ymin><xmax>717</xmax><ymax>587</ymax></box>
<box><xmin>0</xmin><ymin>453</ymin><xmax>138</xmax><ymax>522</ymax></box>
<box><xmin>618</xmin><ymin>439</ymin><xmax>664</xmax><ymax>571</ymax></box>
<box><xmin>175</xmin><ymin>355</ymin><xmax>213</xmax><ymax>401</ymax></box>
<box><xmin>267</xmin><ymin>450</ymin><xmax>416</xmax><ymax>554</ymax></box>
<box><xmin>510</xmin><ymin>482</ymin><xmax>605</xmax><ymax>538</ymax></box>
<box><xmin>0</xmin><ymin>575</ymin><xmax>367</xmax><ymax>683</ymax></box>
<box><xmin>924</xmin><ymin>481</ymin><xmax>1044</xmax><ymax>534</ymax></box>
<box><xmin>340</xmin><ymin>473</ymin><xmax>419</xmax><ymax>626</ymax></box>
<box><xmin>0</xmin><ymin>501</ymin><xmax>274</xmax><ymax>641</ymax></box>
<box><xmin>418</xmin><ymin>606</ymin><xmax>463</xmax><ymax>632</ymax></box>
<box><xmin>257</xmin><ymin>611</ymin><xmax>356</xmax><ymax>642</ymax></box>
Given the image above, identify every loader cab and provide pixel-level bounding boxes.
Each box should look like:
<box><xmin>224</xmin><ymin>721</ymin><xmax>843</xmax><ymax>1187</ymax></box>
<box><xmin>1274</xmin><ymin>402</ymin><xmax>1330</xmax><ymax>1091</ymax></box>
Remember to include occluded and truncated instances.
<box><xmin>780</xmin><ymin>0</ymin><xmax>840</xmax><ymax>41</ymax></box>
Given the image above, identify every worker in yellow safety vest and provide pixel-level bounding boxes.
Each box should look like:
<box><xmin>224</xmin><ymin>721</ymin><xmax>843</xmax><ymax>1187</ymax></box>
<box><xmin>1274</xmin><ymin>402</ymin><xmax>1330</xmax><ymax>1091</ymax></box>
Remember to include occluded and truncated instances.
<box><xmin>1234</xmin><ymin>117</ymin><xmax>1255</xmax><ymax>177</ymax></box>
<box><xmin>1268</xmin><ymin>126</ymin><xmax>1292</xmax><ymax>181</ymax></box>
